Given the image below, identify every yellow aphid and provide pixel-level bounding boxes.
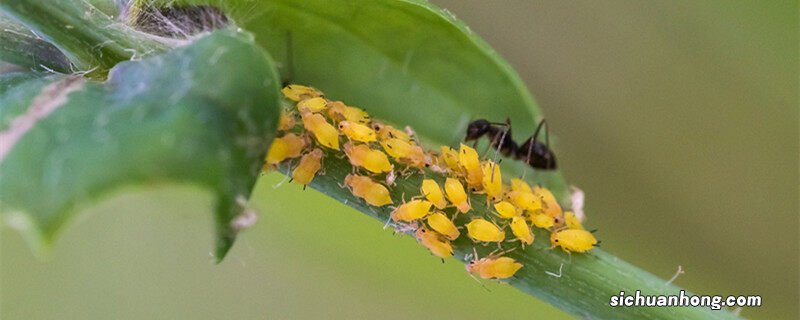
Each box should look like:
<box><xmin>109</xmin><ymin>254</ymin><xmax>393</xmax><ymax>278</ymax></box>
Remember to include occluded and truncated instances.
<box><xmin>380</xmin><ymin>138</ymin><xmax>414</xmax><ymax>159</ymax></box>
<box><xmin>458</xmin><ymin>143</ymin><xmax>483</xmax><ymax>189</ymax></box>
<box><xmin>550</xmin><ymin>229</ymin><xmax>598</xmax><ymax>253</ymax></box>
<box><xmin>458</xmin><ymin>143</ymin><xmax>481</xmax><ymax>170</ymax></box>
<box><xmin>426</xmin><ymin>212</ymin><xmax>460</xmax><ymax>240</ymax></box>
<box><xmin>510</xmin><ymin>216</ymin><xmax>534</xmax><ymax>246</ymax></box>
<box><xmin>374</xmin><ymin>122</ymin><xmax>412</xmax><ymax>142</ymax></box>
<box><xmin>278</xmin><ymin>110</ymin><xmax>296</xmax><ymax>131</ymax></box>
<box><xmin>494</xmin><ymin>201</ymin><xmax>519</xmax><ymax>218</ymax></box>
<box><xmin>403</xmin><ymin>144</ymin><xmax>428</xmax><ymax>168</ymax></box>
<box><xmin>338</xmin><ymin>121</ymin><xmax>377</xmax><ymax>142</ymax></box>
<box><xmin>415</xmin><ymin>227</ymin><xmax>453</xmax><ymax>258</ymax></box>
<box><xmin>391</xmin><ymin>199</ymin><xmax>433</xmax><ymax>222</ymax></box>
<box><xmin>344</xmin><ymin>174</ymin><xmax>393</xmax><ymax>206</ymax></box>
<box><xmin>510</xmin><ymin>178</ymin><xmax>533</xmax><ymax>194</ymax></box>
<box><xmin>292</xmin><ymin>148</ymin><xmax>324</xmax><ymax>185</ymax></box>
<box><xmin>381</xmin><ymin>139</ymin><xmax>426</xmax><ymax>168</ymax></box>
<box><xmin>327</xmin><ymin>101</ymin><xmax>370</xmax><ymax>123</ymax></box>
<box><xmin>466</xmin><ymin>218</ymin><xmax>505</xmax><ymax>242</ymax></box>
<box><xmin>439</xmin><ymin>146</ymin><xmax>461</xmax><ymax>172</ymax></box>
<box><xmin>481</xmin><ymin>161</ymin><xmax>503</xmax><ymax>201</ymax></box>
<box><xmin>534</xmin><ymin>186</ymin><xmax>563</xmax><ymax>218</ymax></box>
<box><xmin>421</xmin><ymin>179</ymin><xmax>448</xmax><ymax>209</ymax></box>
<box><xmin>564</xmin><ymin>211</ymin><xmax>584</xmax><ymax>230</ymax></box>
<box><xmin>529</xmin><ymin>213</ymin><xmax>555</xmax><ymax>229</ymax></box>
<box><xmin>344</xmin><ymin>142</ymin><xmax>392</xmax><ymax>173</ymax></box>
<box><xmin>300</xmin><ymin>110</ymin><xmax>339</xmax><ymax>150</ymax></box>
<box><xmin>282</xmin><ymin>84</ymin><xmax>321</xmax><ymax>101</ymax></box>
<box><xmin>444</xmin><ymin>178</ymin><xmax>471</xmax><ymax>213</ymax></box>
<box><xmin>506</xmin><ymin>190</ymin><xmax>543</xmax><ymax>212</ymax></box>
<box><xmin>466</xmin><ymin>256</ymin><xmax>523</xmax><ymax>280</ymax></box>
<box><xmin>297</xmin><ymin>97</ymin><xmax>328</xmax><ymax>112</ymax></box>
<box><xmin>265</xmin><ymin>133</ymin><xmax>307</xmax><ymax>165</ymax></box>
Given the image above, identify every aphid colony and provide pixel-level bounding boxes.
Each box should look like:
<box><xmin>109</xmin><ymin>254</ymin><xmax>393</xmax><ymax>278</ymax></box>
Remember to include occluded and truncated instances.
<box><xmin>265</xmin><ymin>84</ymin><xmax>599</xmax><ymax>281</ymax></box>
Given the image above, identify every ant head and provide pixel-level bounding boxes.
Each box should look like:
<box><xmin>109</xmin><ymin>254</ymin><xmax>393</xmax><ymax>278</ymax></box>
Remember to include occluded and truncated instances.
<box><xmin>465</xmin><ymin>119</ymin><xmax>492</xmax><ymax>141</ymax></box>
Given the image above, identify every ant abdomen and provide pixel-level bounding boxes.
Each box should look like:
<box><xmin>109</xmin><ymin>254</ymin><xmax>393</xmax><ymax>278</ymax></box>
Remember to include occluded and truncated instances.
<box><xmin>517</xmin><ymin>136</ymin><xmax>557</xmax><ymax>170</ymax></box>
<box><xmin>464</xmin><ymin>118</ymin><xmax>557</xmax><ymax>170</ymax></box>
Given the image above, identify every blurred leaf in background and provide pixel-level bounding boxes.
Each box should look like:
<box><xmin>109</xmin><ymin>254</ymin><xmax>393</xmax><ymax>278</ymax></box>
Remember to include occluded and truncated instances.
<box><xmin>433</xmin><ymin>0</ymin><xmax>798</xmax><ymax>319</ymax></box>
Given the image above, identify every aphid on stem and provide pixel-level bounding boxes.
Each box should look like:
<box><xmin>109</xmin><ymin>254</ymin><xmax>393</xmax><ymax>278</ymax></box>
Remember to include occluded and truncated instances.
<box><xmin>297</xmin><ymin>97</ymin><xmax>328</xmax><ymax>113</ymax></box>
<box><xmin>494</xmin><ymin>201</ymin><xmax>519</xmax><ymax>219</ymax></box>
<box><xmin>292</xmin><ymin>148</ymin><xmax>324</xmax><ymax>186</ymax></box>
<box><xmin>343</xmin><ymin>174</ymin><xmax>393</xmax><ymax>207</ymax></box>
<box><xmin>300</xmin><ymin>110</ymin><xmax>340</xmax><ymax>150</ymax></box>
<box><xmin>510</xmin><ymin>216</ymin><xmax>534</xmax><ymax>246</ymax></box>
<box><xmin>282</xmin><ymin>84</ymin><xmax>321</xmax><ymax>101</ymax></box>
<box><xmin>444</xmin><ymin>178</ymin><xmax>471</xmax><ymax>213</ymax></box>
<box><xmin>458</xmin><ymin>143</ymin><xmax>483</xmax><ymax>189</ymax></box>
<box><xmin>390</xmin><ymin>199</ymin><xmax>433</xmax><ymax>222</ymax></box>
<box><xmin>550</xmin><ymin>228</ymin><xmax>598</xmax><ymax>253</ymax></box>
<box><xmin>338</xmin><ymin>120</ymin><xmax>377</xmax><ymax>142</ymax></box>
<box><xmin>415</xmin><ymin>226</ymin><xmax>453</xmax><ymax>259</ymax></box>
<box><xmin>481</xmin><ymin>160</ymin><xmax>503</xmax><ymax>202</ymax></box>
<box><xmin>327</xmin><ymin>101</ymin><xmax>369</xmax><ymax>123</ymax></box>
<box><xmin>465</xmin><ymin>248</ymin><xmax>523</xmax><ymax>280</ymax></box>
<box><xmin>426</xmin><ymin>212</ymin><xmax>460</xmax><ymax>240</ymax></box>
<box><xmin>420</xmin><ymin>179</ymin><xmax>448</xmax><ymax>209</ymax></box>
<box><xmin>265</xmin><ymin>133</ymin><xmax>307</xmax><ymax>166</ymax></box>
<box><xmin>466</xmin><ymin>218</ymin><xmax>505</xmax><ymax>243</ymax></box>
<box><xmin>343</xmin><ymin>141</ymin><xmax>392</xmax><ymax>174</ymax></box>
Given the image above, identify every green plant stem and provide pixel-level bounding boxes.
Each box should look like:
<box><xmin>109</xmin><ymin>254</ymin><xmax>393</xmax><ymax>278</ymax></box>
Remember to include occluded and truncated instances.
<box><xmin>276</xmin><ymin>153</ymin><xmax>740</xmax><ymax>320</ymax></box>
<box><xmin>0</xmin><ymin>14</ymin><xmax>72</xmax><ymax>72</ymax></box>
<box><xmin>0</xmin><ymin>0</ymin><xmax>168</xmax><ymax>74</ymax></box>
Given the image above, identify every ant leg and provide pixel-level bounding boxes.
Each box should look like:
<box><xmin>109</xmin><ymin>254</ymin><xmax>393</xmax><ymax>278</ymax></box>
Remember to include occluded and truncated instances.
<box><xmin>536</xmin><ymin>119</ymin><xmax>552</xmax><ymax>170</ymax></box>
<box><xmin>490</xmin><ymin>120</ymin><xmax>511</xmax><ymax>182</ymax></box>
<box><xmin>522</xmin><ymin>119</ymin><xmax>547</xmax><ymax>180</ymax></box>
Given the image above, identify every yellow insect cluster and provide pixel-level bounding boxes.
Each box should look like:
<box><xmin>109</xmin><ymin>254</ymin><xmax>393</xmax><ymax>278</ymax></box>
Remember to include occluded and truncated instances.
<box><xmin>266</xmin><ymin>84</ymin><xmax>598</xmax><ymax>282</ymax></box>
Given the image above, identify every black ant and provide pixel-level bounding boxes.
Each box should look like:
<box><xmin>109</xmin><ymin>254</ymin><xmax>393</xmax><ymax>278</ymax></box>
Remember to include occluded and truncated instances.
<box><xmin>464</xmin><ymin>118</ymin><xmax>557</xmax><ymax>170</ymax></box>
<box><xmin>464</xmin><ymin>118</ymin><xmax>518</xmax><ymax>157</ymax></box>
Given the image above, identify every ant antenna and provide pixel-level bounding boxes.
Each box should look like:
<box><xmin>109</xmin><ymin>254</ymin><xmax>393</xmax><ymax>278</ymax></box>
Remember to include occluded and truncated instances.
<box><xmin>468</xmin><ymin>273</ymin><xmax>491</xmax><ymax>292</ymax></box>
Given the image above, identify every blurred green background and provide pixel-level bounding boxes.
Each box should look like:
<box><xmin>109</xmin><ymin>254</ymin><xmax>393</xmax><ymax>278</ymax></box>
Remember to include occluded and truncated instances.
<box><xmin>2</xmin><ymin>1</ymin><xmax>797</xmax><ymax>319</ymax></box>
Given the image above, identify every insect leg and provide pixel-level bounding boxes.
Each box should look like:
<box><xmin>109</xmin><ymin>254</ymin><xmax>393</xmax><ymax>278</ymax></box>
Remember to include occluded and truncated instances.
<box><xmin>535</xmin><ymin>119</ymin><xmax>552</xmax><ymax>170</ymax></box>
<box><xmin>489</xmin><ymin>119</ymin><xmax>511</xmax><ymax>182</ymax></box>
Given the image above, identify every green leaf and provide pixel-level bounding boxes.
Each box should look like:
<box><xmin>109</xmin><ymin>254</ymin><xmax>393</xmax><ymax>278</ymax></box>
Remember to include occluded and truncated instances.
<box><xmin>0</xmin><ymin>14</ymin><xmax>72</xmax><ymax>73</ymax></box>
<box><xmin>0</xmin><ymin>0</ymin><xmax>168</xmax><ymax>75</ymax></box>
<box><xmin>153</xmin><ymin>0</ymin><xmax>569</xmax><ymax>200</ymax></box>
<box><xmin>0</xmin><ymin>30</ymin><xmax>281</xmax><ymax>261</ymax></box>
